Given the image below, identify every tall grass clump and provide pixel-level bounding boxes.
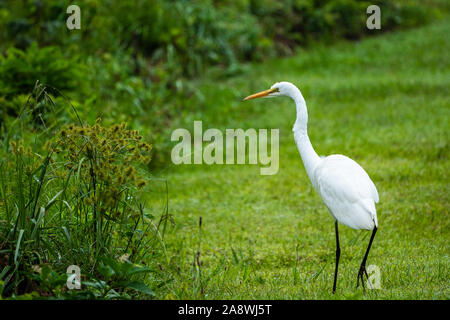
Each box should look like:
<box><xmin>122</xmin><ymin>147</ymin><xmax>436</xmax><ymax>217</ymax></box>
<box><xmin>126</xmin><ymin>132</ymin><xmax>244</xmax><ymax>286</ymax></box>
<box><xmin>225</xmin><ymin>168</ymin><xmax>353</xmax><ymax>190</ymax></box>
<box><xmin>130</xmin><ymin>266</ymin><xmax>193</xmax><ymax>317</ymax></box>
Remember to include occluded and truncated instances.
<box><xmin>0</xmin><ymin>88</ymin><xmax>168</xmax><ymax>299</ymax></box>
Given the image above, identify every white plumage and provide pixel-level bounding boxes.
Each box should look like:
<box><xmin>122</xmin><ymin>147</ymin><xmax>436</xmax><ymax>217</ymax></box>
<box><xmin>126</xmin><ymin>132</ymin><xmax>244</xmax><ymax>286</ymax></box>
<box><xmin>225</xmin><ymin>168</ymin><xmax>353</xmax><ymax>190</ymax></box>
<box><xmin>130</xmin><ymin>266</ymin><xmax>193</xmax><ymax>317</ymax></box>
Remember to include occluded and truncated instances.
<box><xmin>313</xmin><ymin>154</ymin><xmax>378</xmax><ymax>230</ymax></box>
<box><xmin>244</xmin><ymin>81</ymin><xmax>379</xmax><ymax>293</ymax></box>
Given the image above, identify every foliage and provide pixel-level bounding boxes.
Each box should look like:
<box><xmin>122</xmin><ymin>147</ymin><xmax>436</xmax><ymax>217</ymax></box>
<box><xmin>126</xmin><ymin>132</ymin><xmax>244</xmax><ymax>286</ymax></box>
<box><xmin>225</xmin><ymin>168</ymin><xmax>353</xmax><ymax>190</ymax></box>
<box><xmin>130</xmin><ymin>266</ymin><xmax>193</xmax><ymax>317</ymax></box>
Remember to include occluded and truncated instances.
<box><xmin>0</xmin><ymin>99</ymin><xmax>165</xmax><ymax>298</ymax></box>
<box><xmin>0</xmin><ymin>0</ymin><xmax>446</xmax><ymax>166</ymax></box>
<box><xmin>248</xmin><ymin>0</ymin><xmax>443</xmax><ymax>53</ymax></box>
<box><xmin>0</xmin><ymin>43</ymin><xmax>82</xmax><ymax>97</ymax></box>
<box><xmin>1</xmin><ymin>1</ymin><xmax>444</xmax><ymax>73</ymax></box>
<box><xmin>0</xmin><ymin>43</ymin><xmax>84</xmax><ymax>126</ymax></box>
<box><xmin>0</xmin><ymin>0</ymin><xmax>446</xmax><ymax>165</ymax></box>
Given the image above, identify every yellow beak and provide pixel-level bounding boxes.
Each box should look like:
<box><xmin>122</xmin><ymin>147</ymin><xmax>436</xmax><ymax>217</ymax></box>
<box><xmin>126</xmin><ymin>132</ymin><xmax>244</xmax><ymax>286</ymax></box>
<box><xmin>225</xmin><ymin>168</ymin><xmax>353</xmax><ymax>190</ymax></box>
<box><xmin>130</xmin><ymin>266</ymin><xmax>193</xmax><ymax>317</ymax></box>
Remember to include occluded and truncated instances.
<box><xmin>243</xmin><ymin>88</ymin><xmax>278</xmax><ymax>101</ymax></box>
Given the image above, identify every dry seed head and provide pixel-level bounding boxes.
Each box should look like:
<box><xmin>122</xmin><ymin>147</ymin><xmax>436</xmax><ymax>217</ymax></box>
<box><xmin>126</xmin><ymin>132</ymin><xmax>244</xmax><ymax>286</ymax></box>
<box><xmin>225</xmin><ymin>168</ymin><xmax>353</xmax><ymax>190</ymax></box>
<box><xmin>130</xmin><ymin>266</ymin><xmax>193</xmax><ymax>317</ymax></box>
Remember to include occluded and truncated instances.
<box><xmin>9</xmin><ymin>141</ymin><xmax>17</xmax><ymax>153</ymax></box>
<box><xmin>125</xmin><ymin>166</ymin><xmax>134</xmax><ymax>176</ymax></box>
<box><xmin>137</xmin><ymin>180</ymin><xmax>146</xmax><ymax>189</ymax></box>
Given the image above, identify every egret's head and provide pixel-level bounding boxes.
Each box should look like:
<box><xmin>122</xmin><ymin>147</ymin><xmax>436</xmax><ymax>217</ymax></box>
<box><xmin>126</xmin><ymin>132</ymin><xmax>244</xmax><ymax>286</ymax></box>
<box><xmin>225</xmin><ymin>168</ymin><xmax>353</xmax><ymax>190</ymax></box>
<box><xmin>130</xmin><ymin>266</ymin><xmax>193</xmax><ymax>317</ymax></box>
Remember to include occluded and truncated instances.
<box><xmin>243</xmin><ymin>81</ymin><xmax>299</xmax><ymax>101</ymax></box>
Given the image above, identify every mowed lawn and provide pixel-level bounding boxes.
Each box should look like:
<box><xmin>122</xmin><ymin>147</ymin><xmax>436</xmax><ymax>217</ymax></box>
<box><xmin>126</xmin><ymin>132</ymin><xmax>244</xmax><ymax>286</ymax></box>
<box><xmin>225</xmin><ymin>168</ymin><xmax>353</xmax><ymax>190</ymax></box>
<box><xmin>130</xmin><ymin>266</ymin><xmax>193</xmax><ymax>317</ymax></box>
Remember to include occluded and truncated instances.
<box><xmin>149</xmin><ymin>20</ymin><xmax>449</xmax><ymax>299</ymax></box>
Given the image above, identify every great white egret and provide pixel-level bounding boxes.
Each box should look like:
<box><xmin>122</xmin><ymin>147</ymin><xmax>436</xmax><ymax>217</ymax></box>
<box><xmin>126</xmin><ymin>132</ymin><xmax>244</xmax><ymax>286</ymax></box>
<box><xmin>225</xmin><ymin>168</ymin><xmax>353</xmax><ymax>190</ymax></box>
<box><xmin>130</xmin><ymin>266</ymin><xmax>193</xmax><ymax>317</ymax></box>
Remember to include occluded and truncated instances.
<box><xmin>244</xmin><ymin>82</ymin><xmax>379</xmax><ymax>293</ymax></box>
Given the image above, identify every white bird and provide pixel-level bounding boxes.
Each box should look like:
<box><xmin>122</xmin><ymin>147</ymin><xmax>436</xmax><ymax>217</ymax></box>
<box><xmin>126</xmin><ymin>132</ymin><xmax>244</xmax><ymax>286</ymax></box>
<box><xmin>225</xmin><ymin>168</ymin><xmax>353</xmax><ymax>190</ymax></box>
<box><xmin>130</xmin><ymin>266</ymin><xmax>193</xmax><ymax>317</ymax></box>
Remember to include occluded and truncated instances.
<box><xmin>244</xmin><ymin>81</ymin><xmax>379</xmax><ymax>293</ymax></box>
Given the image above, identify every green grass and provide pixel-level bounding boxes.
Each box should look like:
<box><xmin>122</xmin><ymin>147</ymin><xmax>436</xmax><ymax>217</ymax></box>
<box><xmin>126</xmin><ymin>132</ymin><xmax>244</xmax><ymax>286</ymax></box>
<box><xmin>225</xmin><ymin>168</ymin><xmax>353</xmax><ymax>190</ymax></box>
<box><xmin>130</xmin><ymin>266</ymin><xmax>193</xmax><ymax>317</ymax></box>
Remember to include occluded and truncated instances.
<box><xmin>151</xmin><ymin>19</ymin><xmax>450</xmax><ymax>299</ymax></box>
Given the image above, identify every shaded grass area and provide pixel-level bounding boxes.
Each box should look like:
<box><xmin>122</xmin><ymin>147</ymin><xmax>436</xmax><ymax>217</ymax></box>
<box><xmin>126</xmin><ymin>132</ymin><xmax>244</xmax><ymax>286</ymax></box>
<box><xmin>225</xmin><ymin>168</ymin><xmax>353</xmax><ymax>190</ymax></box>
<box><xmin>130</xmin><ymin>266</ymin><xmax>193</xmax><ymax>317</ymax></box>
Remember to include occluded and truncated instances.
<box><xmin>152</xmin><ymin>20</ymin><xmax>449</xmax><ymax>299</ymax></box>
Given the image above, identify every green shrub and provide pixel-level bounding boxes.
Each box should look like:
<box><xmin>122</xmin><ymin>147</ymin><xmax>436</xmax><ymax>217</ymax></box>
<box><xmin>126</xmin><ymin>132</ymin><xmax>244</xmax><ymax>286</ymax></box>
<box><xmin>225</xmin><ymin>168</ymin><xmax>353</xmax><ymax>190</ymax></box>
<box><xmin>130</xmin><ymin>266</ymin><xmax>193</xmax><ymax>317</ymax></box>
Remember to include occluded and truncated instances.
<box><xmin>0</xmin><ymin>108</ymin><xmax>166</xmax><ymax>298</ymax></box>
<box><xmin>0</xmin><ymin>43</ymin><xmax>82</xmax><ymax>98</ymax></box>
<box><xmin>0</xmin><ymin>43</ymin><xmax>85</xmax><ymax>126</ymax></box>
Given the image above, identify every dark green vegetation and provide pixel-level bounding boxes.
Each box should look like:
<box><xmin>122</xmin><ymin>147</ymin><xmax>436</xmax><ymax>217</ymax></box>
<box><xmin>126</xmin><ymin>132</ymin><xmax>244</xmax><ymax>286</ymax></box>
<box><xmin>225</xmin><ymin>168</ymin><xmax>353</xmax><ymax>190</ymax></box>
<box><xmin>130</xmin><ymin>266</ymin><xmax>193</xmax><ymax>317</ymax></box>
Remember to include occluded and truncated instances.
<box><xmin>0</xmin><ymin>104</ymin><xmax>166</xmax><ymax>298</ymax></box>
<box><xmin>0</xmin><ymin>1</ymin><xmax>448</xmax><ymax>299</ymax></box>
<box><xmin>1</xmin><ymin>0</ymin><xmax>444</xmax><ymax>164</ymax></box>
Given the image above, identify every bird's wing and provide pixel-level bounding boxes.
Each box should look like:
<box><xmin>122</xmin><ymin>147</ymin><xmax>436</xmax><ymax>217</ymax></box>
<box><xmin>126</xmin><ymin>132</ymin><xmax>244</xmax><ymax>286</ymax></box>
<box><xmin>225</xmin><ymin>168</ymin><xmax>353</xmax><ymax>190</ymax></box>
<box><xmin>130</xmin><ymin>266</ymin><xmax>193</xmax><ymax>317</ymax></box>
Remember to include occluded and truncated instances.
<box><xmin>313</xmin><ymin>155</ymin><xmax>379</xmax><ymax>228</ymax></box>
<box><xmin>314</xmin><ymin>155</ymin><xmax>378</xmax><ymax>203</ymax></box>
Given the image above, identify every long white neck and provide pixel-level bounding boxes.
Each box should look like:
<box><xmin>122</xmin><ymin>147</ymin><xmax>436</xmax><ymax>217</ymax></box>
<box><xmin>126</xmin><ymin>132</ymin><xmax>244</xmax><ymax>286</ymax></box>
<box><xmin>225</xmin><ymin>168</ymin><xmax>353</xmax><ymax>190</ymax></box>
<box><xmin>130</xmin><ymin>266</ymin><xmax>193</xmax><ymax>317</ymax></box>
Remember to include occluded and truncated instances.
<box><xmin>290</xmin><ymin>89</ymin><xmax>321</xmax><ymax>182</ymax></box>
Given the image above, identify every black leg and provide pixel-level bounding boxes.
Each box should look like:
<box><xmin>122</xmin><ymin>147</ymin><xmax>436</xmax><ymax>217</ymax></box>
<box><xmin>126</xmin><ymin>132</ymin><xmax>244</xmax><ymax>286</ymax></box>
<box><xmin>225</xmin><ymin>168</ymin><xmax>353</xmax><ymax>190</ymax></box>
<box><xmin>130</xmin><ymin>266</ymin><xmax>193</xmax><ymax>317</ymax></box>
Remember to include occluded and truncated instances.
<box><xmin>357</xmin><ymin>226</ymin><xmax>377</xmax><ymax>291</ymax></box>
<box><xmin>333</xmin><ymin>221</ymin><xmax>340</xmax><ymax>294</ymax></box>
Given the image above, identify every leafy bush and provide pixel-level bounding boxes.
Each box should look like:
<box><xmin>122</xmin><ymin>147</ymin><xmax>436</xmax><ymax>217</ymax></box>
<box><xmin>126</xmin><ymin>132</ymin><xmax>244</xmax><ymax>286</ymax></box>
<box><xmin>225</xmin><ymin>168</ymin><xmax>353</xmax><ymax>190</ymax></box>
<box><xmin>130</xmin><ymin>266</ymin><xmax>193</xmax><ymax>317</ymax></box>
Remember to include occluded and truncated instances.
<box><xmin>2</xmin><ymin>0</ymin><xmax>443</xmax><ymax>78</ymax></box>
<box><xmin>0</xmin><ymin>43</ymin><xmax>84</xmax><ymax>126</ymax></box>
<box><xmin>0</xmin><ymin>43</ymin><xmax>82</xmax><ymax>98</ymax></box>
<box><xmin>0</xmin><ymin>100</ymin><xmax>167</xmax><ymax>298</ymax></box>
<box><xmin>249</xmin><ymin>0</ymin><xmax>442</xmax><ymax>53</ymax></box>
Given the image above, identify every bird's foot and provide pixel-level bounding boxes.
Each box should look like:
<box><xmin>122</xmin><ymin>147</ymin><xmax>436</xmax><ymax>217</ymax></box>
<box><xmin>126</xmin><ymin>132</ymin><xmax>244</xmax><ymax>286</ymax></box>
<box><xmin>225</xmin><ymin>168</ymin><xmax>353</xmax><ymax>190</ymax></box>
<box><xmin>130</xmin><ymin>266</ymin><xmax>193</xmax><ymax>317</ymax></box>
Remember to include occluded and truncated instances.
<box><xmin>356</xmin><ymin>262</ymin><xmax>369</xmax><ymax>291</ymax></box>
